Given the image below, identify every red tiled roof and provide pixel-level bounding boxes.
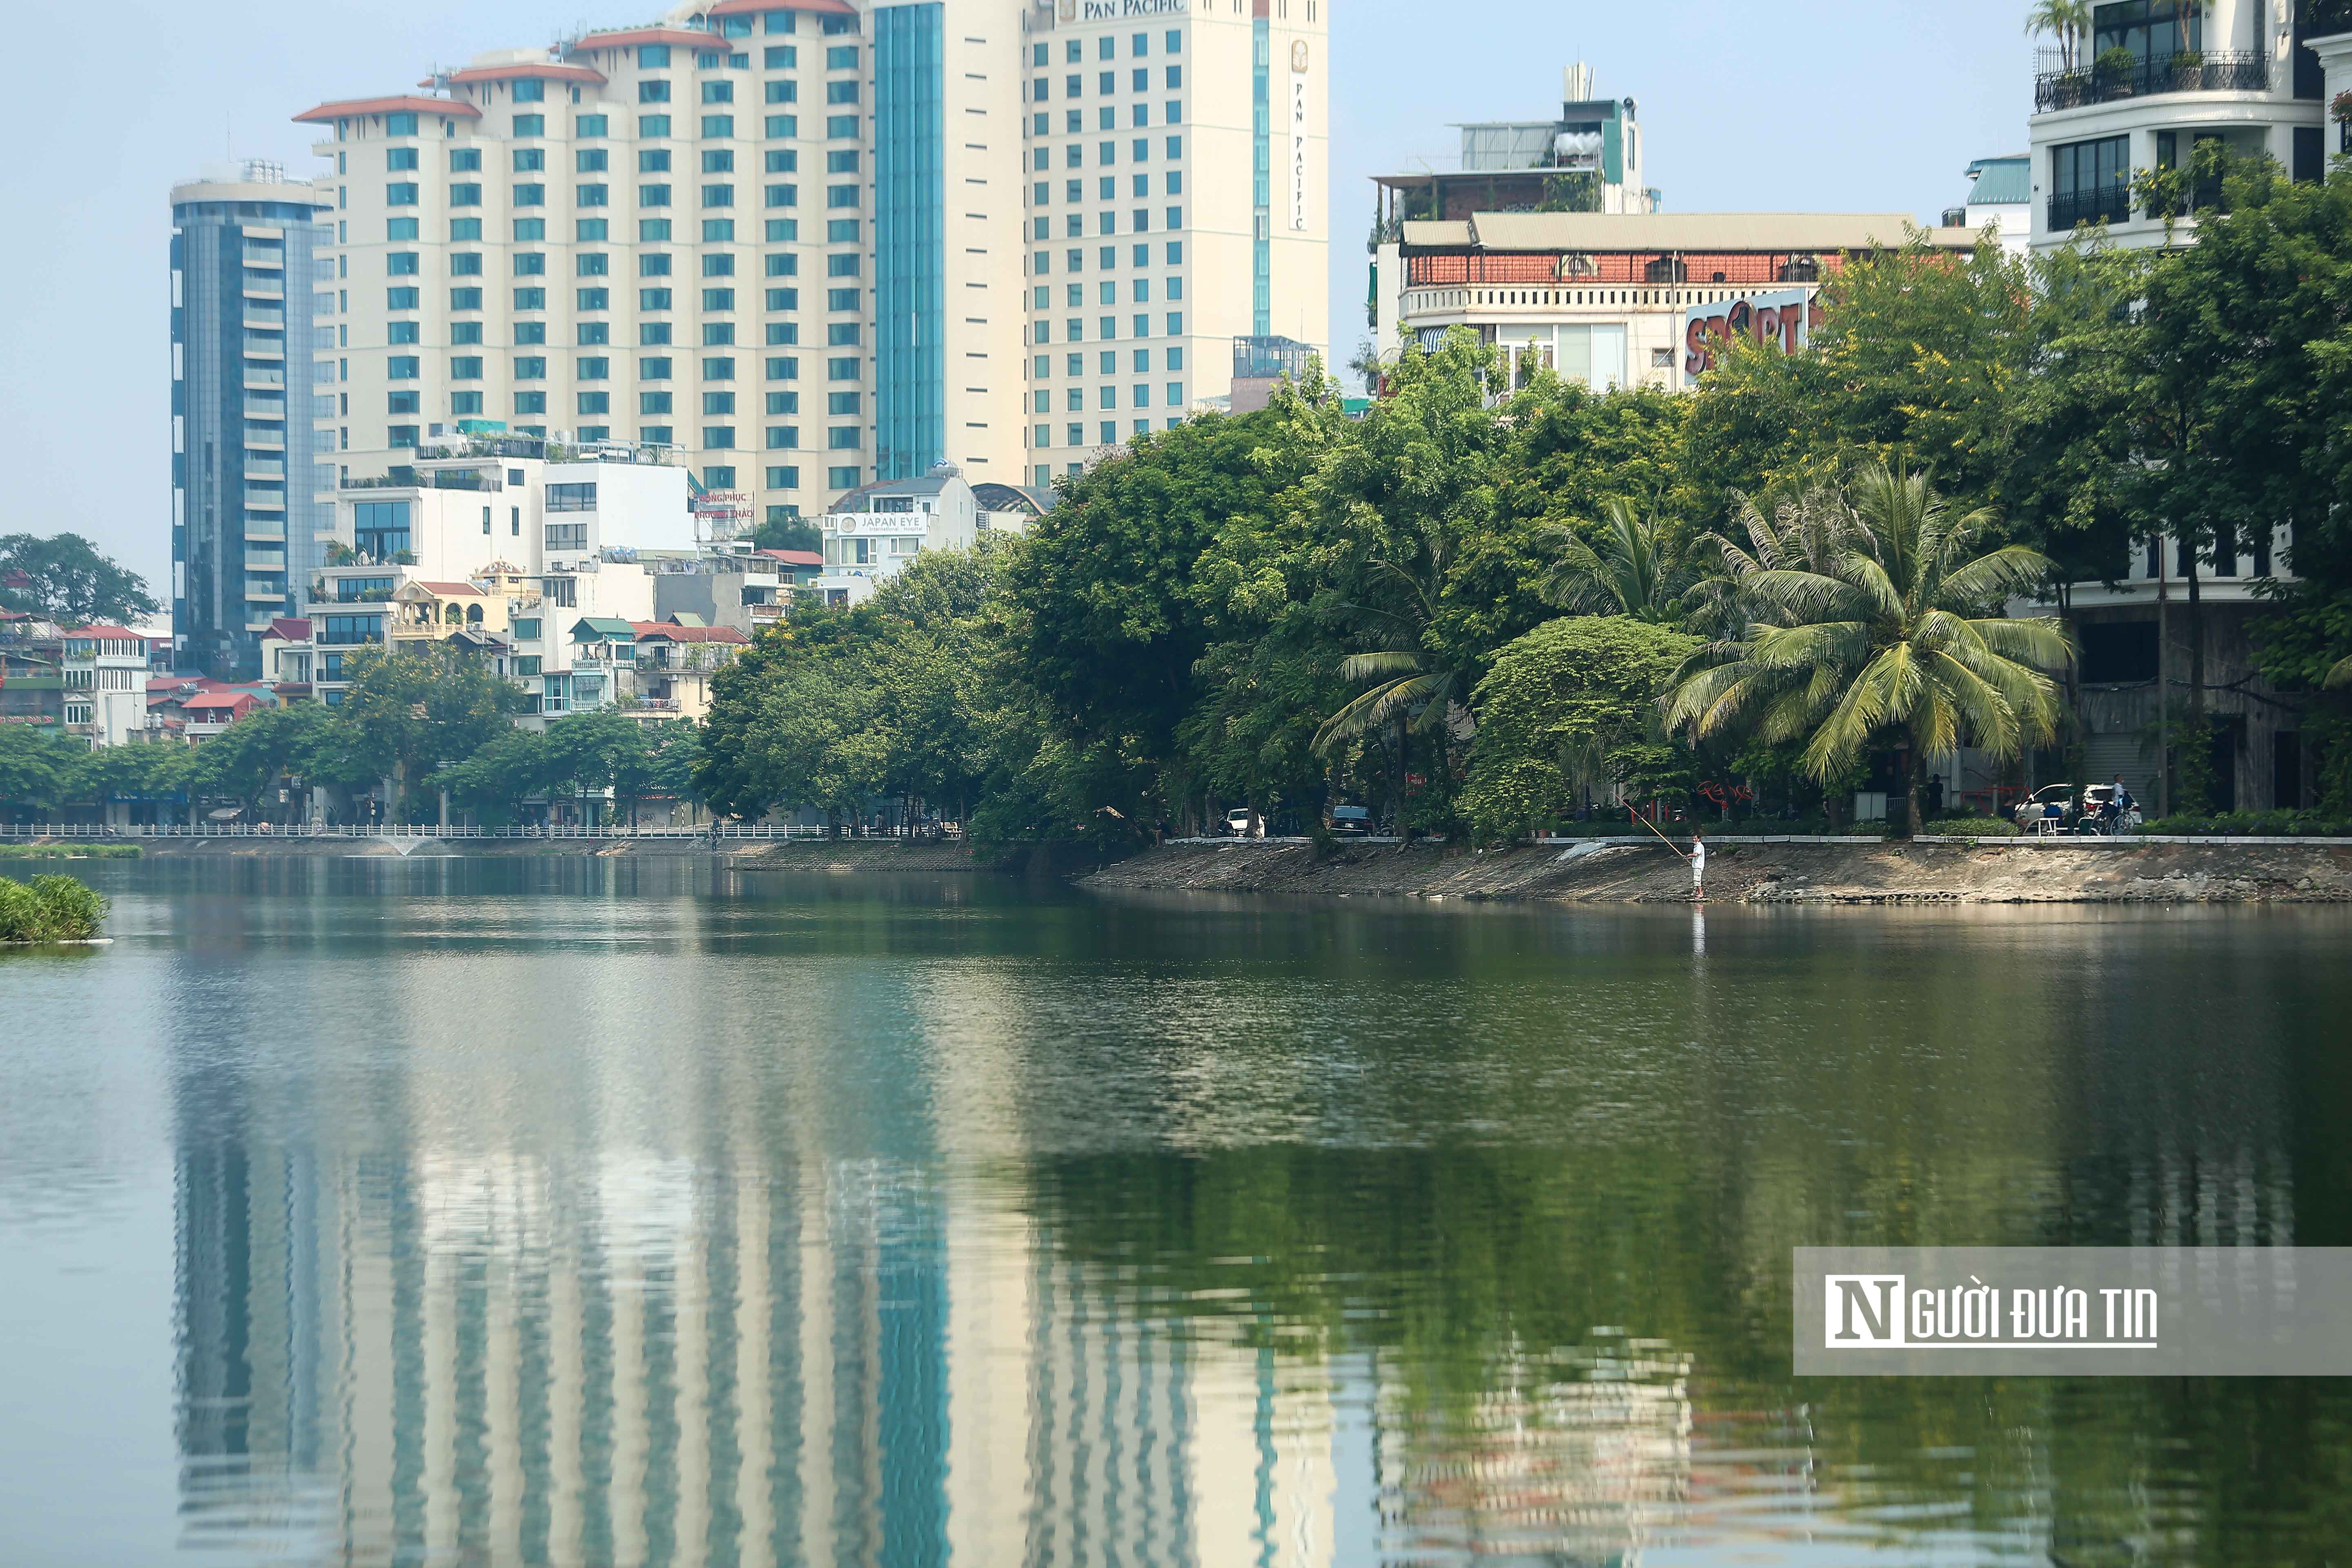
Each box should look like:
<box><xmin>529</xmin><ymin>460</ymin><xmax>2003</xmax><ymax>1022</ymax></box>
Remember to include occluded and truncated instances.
<box><xmin>182</xmin><ymin>693</ymin><xmax>258</xmax><ymax>712</ymax></box>
<box><xmin>756</xmin><ymin>548</ymin><xmax>824</xmax><ymax>567</ymax></box>
<box><xmin>631</xmin><ymin>621</ymin><xmax>751</xmax><ymax>643</ymax></box>
<box><xmin>265</xmin><ymin>617</ymin><xmax>311</xmax><ymax>641</ymax></box>
<box><xmin>434</xmin><ymin>63</ymin><xmax>608</xmax><ymax>88</ymax></box>
<box><xmin>64</xmin><ymin>624</ymin><xmax>140</xmax><ymax>639</ymax></box>
<box><xmin>294</xmin><ymin>96</ymin><xmax>481</xmax><ymax>125</ymax></box>
<box><xmin>706</xmin><ymin>0</ymin><xmax>859</xmax><ymax>15</ymax></box>
<box><xmin>414</xmin><ymin>581</ymin><xmax>487</xmax><ymax>596</ymax></box>
<box><xmin>571</xmin><ymin>27</ymin><xmax>729</xmax><ymax>52</ymax></box>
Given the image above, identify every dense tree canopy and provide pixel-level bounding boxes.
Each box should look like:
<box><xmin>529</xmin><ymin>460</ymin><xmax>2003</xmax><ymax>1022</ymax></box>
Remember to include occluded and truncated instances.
<box><xmin>0</xmin><ymin>533</ymin><xmax>160</xmax><ymax>626</ymax></box>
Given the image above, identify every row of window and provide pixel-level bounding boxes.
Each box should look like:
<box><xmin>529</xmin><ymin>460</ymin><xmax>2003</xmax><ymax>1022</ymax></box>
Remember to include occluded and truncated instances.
<box><xmin>1031</xmin><ymin>313</ymin><xmax>1185</xmax><ymax>346</ymax></box>
<box><xmin>1031</xmin><ymin>382</ymin><xmax>1187</xmax><ymax>414</ymax></box>
<box><xmin>1033</xmin><ymin>67</ymin><xmax>1181</xmax><ymax>101</ymax></box>
<box><xmin>385</xmin><ymin>216</ymin><xmax>854</xmax><ymax>259</ymax></box>
<box><xmin>1030</xmin><ymin>128</ymin><xmax>1182</xmax><ymax>172</ymax></box>
<box><xmin>1036</xmin><ymin>200</ymin><xmax>1183</xmax><ymax>241</ymax></box>
<box><xmin>385</xmin><ymin>306</ymin><xmax>855</xmax><ymax>345</ymax></box>
<box><xmin>1034</xmin><ymin>31</ymin><xmax>1182</xmax><ymax>65</ymax></box>
<box><xmin>638</xmin><ymin>77</ymin><xmax>858</xmax><ymax>106</ymax></box>
<box><xmin>1034</xmin><ymin>170</ymin><xmax>1181</xmax><ymax>206</ymax></box>
<box><xmin>376</xmin><ymin>110</ymin><xmax>853</xmax><ymax>154</ymax></box>
<box><xmin>379</xmin><ymin>216</ymin><xmax>855</xmax><ymax>247</ymax></box>
<box><xmin>375</xmin><ymin>353</ymin><xmax>832</xmax><ymax>383</ymax></box>
<box><xmin>1034</xmin><ymin>417</ymin><xmax>1187</xmax><ymax>452</ymax></box>
<box><xmin>1034</xmin><ymin>347</ymin><xmax>1185</xmax><ymax>381</ymax></box>
<box><xmin>1033</xmin><ymin>243</ymin><xmax>1184</xmax><ymax>274</ymax></box>
<box><xmin>395</xmin><ymin>178</ymin><xmax>835</xmax><ymax>209</ymax></box>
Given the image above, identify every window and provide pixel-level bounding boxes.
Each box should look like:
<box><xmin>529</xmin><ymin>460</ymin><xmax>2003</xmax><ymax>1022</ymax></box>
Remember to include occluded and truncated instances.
<box><xmin>514</xmin><ymin>252</ymin><xmax>547</xmax><ymax>276</ymax></box>
<box><xmin>827</xmin><ymin>287</ymin><xmax>859</xmax><ymax>312</ymax></box>
<box><xmin>641</xmin><ymin>391</ymin><xmax>673</xmax><ymax>415</ymax></box>
<box><xmin>641</xmin><ymin>79</ymin><xmax>672</xmax><ymax>103</ymax></box>
<box><xmin>766</xmin><ymin>466</ymin><xmax>800</xmax><ymax>489</ymax></box>
<box><xmin>388</xmin><ymin>251</ymin><xmax>420</xmax><ymax>276</ymax></box>
<box><xmin>704</xmin><ymin>219</ymin><xmax>737</xmax><ymax>242</ymax></box>
<box><xmin>513</xmin><ymin>183</ymin><xmax>546</xmax><ymax>207</ymax></box>
<box><xmin>767</xmin><ymin>287</ymin><xmax>799</xmax><ymax>310</ymax></box>
<box><xmin>451</xmin><ymin>252</ymin><xmax>483</xmax><ymax>276</ymax></box>
<box><xmin>766</xmin><ymin>44</ymin><xmax>797</xmax><ymax>67</ymax></box>
<box><xmin>388</xmin><ymin>147</ymin><xmax>419</xmax><ymax>171</ymax></box>
<box><xmin>640</xmin><ymin>114</ymin><xmax>672</xmax><ymax>138</ymax></box>
<box><xmin>318</xmin><ymin>614</ymin><xmax>385</xmax><ymax>646</ymax></box>
<box><xmin>513</xmin><ymin>114</ymin><xmax>545</xmax><ymax>137</ymax></box>
<box><xmin>386</xmin><ymin>182</ymin><xmax>419</xmax><ymax>205</ymax></box>
<box><xmin>826</xmin><ymin>322</ymin><xmax>860</xmax><ymax>347</ymax></box>
<box><xmin>704</xmin><ymin>287</ymin><xmax>737</xmax><ymax>311</ymax></box>
<box><xmin>513</xmin><ymin>217</ymin><xmax>546</xmax><ymax>241</ymax></box>
<box><xmin>386</xmin><ymin>287</ymin><xmax>420</xmax><ymax>310</ymax></box>
<box><xmin>577</xmin><ymin>392</ymin><xmax>610</xmax><ymax>415</ymax></box>
<box><xmin>704</xmin><ymin>149</ymin><xmax>736</xmax><ymax>173</ymax></box>
<box><xmin>640</xmin><ymin>150</ymin><xmax>673</xmax><ymax>175</ymax></box>
<box><xmin>827</xmin><ymin>218</ymin><xmax>859</xmax><ymax>242</ymax></box>
<box><xmin>827</xmin><ymin>427</ymin><xmax>860</xmax><ymax>450</ymax></box>
<box><xmin>705</xmin><ymin>427</ymin><xmax>737</xmax><ymax>449</ymax></box>
<box><xmin>387</xmin><ymin>112</ymin><xmax>418</xmax><ymax>136</ymax></box>
<box><xmin>640</xmin><ymin>183</ymin><xmax>673</xmax><ymax>208</ymax></box>
<box><xmin>703</xmin><ymin>115</ymin><xmax>735</xmax><ymax>138</ymax></box>
<box><xmin>704</xmin><ymin>184</ymin><xmax>737</xmax><ymax>209</ymax></box>
<box><xmin>579</xmin><ymin>322</ymin><xmax>610</xmax><ymax>345</ymax></box>
<box><xmin>703</xmin><ymin>80</ymin><xmax>735</xmax><ymax>104</ymax></box>
<box><xmin>352</xmin><ymin>498</ymin><xmax>411</xmax><ymax>558</ymax></box>
<box><xmin>449</xmin><ymin>147</ymin><xmax>481</xmax><ymax>174</ymax></box>
<box><xmin>704</xmin><ymin>356</ymin><xmax>737</xmax><ymax>380</ymax></box>
<box><xmin>768</xmin><ymin>356</ymin><xmax>800</xmax><ymax>379</ymax></box>
<box><xmin>578</xmin><ymin>287</ymin><xmax>610</xmax><ymax>311</ymax></box>
<box><xmin>450</xmin><ymin>287</ymin><xmax>483</xmax><ymax>310</ymax></box>
<box><xmin>827</xmin><ymin>114</ymin><xmax>857</xmax><ymax>138</ymax></box>
<box><xmin>704</xmin><ymin>323</ymin><xmax>737</xmax><ymax>346</ymax></box>
<box><xmin>766</xmin><ymin>323</ymin><xmax>799</xmax><ymax>345</ymax></box>
<box><xmin>514</xmin><ymin>391</ymin><xmax>547</xmax><ymax>414</ymax></box>
<box><xmin>545</xmin><ymin>522</ymin><xmax>587</xmax><ymax>552</ymax></box>
<box><xmin>642</xmin><ymin>289</ymin><xmax>674</xmax><ymax>312</ymax></box>
<box><xmin>640</xmin><ymin>355</ymin><xmax>672</xmax><ymax>378</ymax></box>
<box><xmin>451</xmin><ymin>391</ymin><xmax>483</xmax><ymax>416</ymax></box>
<box><xmin>578</xmin><ymin>114</ymin><xmax>608</xmax><ymax>137</ymax></box>
<box><xmin>577</xmin><ymin>252</ymin><xmax>609</xmax><ymax>276</ymax></box>
<box><xmin>640</xmin><ymin>219</ymin><xmax>673</xmax><ymax>242</ymax></box>
<box><xmin>514</xmin><ymin>356</ymin><xmax>546</xmax><ymax>379</ymax></box>
<box><xmin>826</xmin><ymin>252</ymin><xmax>858</xmax><ymax>277</ymax></box>
<box><xmin>577</xmin><ymin>356</ymin><xmax>608</xmax><ymax>380</ymax></box>
<box><xmin>388</xmin><ymin>391</ymin><xmax>420</xmax><ymax>414</ymax></box>
<box><xmin>704</xmin><ymin>392</ymin><xmax>736</xmax><ymax>416</ymax></box>
<box><xmin>826</xmin><ymin>390</ymin><xmax>862</xmax><ymax>416</ymax></box>
<box><xmin>450</xmin><ymin>217</ymin><xmax>482</xmax><ymax>241</ymax></box>
<box><xmin>577</xmin><ymin>183</ymin><xmax>608</xmax><ymax>207</ymax></box>
<box><xmin>825</xmin><ymin>79</ymin><xmax>859</xmax><ymax>105</ymax></box>
<box><xmin>767</xmin><ymin>114</ymin><xmax>798</xmax><ymax>137</ymax></box>
<box><xmin>514</xmin><ymin>287</ymin><xmax>546</xmax><ymax>310</ymax></box>
<box><xmin>828</xmin><ymin>356</ymin><xmax>858</xmax><ymax>380</ymax></box>
<box><xmin>452</xmin><ymin>321</ymin><xmax>483</xmax><ymax>343</ymax></box>
<box><xmin>2051</xmin><ymin>135</ymin><xmax>2131</xmax><ymax>226</ymax></box>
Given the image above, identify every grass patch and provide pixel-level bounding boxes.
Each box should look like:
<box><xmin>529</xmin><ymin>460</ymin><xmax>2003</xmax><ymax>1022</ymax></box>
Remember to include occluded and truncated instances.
<box><xmin>0</xmin><ymin>873</ymin><xmax>109</xmax><ymax>942</ymax></box>
<box><xmin>0</xmin><ymin>842</ymin><xmax>142</xmax><ymax>860</ymax></box>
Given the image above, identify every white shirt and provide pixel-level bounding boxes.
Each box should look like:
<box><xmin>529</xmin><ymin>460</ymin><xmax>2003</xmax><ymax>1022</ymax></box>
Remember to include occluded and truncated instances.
<box><xmin>1691</xmin><ymin>840</ymin><xmax>1706</xmax><ymax>872</ymax></box>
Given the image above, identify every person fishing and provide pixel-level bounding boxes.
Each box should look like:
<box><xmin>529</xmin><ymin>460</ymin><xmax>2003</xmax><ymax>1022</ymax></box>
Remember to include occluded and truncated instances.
<box><xmin>1629</xmin><ymin>806</ymin><xmax>1706</xmax><ymax>902</ymax></box>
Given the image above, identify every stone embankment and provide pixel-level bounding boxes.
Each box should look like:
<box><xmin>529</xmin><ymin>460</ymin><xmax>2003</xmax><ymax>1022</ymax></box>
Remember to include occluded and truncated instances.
<box><xmin>1081</xmin><ymin>837</ymin><xmax>2352</xmax><ymax>904</ymax></box>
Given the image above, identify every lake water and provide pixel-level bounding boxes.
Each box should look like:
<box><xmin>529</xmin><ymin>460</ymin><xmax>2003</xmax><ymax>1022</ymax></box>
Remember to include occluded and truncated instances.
<box><xmin>3</xmin><ymin>858</ymin><xmax>2349</xmax><ymax>1567</ymax></box>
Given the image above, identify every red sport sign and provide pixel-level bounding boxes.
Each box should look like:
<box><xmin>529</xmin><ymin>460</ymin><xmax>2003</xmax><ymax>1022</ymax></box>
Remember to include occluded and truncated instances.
<box><xmin>1683</xmin><ymin>289</ymin><xmax>1825</xmax><ymax>378</ymax></box>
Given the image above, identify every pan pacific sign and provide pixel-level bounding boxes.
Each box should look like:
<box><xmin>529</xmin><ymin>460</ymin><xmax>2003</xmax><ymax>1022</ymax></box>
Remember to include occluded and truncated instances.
<box><xmin>1065</xmin><ymin>0</ymin><xmax>1187</xmax><ymax>19</ymax></box>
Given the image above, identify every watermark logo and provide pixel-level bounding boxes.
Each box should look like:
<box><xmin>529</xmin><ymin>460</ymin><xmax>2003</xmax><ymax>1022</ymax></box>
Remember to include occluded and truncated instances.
<box><xmin>1797</xmin><ymin>1248</ymin><xmax>2352</xmax><ymax>1377</ymax></box>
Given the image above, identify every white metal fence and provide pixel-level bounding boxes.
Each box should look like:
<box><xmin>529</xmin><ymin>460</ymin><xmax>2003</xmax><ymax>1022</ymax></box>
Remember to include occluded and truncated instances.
<box><xmin>0</xmin><ymin>822</ymin><xmax>854</xmax><ymax>842</ymax></box>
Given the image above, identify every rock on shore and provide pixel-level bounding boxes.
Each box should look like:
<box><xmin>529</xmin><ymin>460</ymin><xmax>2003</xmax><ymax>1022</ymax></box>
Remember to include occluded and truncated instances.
<box><xmin>1079</xmin><ymin>839</ymin><xmax>2352</xmax><ymax>904</ymax></box>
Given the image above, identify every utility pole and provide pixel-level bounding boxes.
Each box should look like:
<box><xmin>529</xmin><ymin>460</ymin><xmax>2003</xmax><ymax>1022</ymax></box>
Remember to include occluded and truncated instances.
<box><xmin>2155</xmin><ymin>530</ymin><xmax>2170</xmax><ymax>819</ymax></box>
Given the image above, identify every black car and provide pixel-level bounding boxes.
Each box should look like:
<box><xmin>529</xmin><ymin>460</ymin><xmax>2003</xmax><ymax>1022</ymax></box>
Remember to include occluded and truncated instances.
<box><xmin>1327</xmin><ymin>805</ymin><xmax>1374</xmax><ymax>837</ymax></box>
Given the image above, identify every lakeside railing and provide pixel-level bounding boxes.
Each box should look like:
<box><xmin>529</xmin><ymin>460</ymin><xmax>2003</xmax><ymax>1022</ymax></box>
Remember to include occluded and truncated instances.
<box><xmin>0</xmin><ymin>822</ymin><xmax>863</xmax><ymax>841</ymax></box>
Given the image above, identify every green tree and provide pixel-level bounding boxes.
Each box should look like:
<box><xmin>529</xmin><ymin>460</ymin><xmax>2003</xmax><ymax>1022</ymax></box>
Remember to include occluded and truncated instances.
<box><xmin>0</xmin><ymin>728</ymin><xmax>89</xmax><ymax>818</ymax></box>
<box><xmin>431</xmin><ymin>728</ymin><xmax>555</xmax><ymax>825</ymax></box>
<box><xmin>1460</xmin><ymin>616</ymin><xmax>1698</xmax><ymax>844</ymax></box>
<box><xmin>1666</xmin><ymin>465</ymin><xmax>2071</xmax><ymax>837</ymax></box>
<box><xmin>2025</xmin><ymin>0</ymin><xmax>2090</xmax><ymax>72</ymax></box>
<box><xmin>0</xmin><ymin>533</ymin><xmax>160</xmax><ymax>626</ymax></box>
<box><xmin>190</xmin><ymin>703</ymin><xmax>338</xmax><ymax>818</ymax></box>
<box><xmin>540</xmin><ymin>710</ymin><xmax>655</xmax><ymax>824</ymax></box>
<box><xmin>1533</xmin><ymin>499</ymin><xmax>1691</xmax><ymax>623</ymax></box>
<box><xmin>334</xmin><ymin>646</ymin><xmax>530</xmax><ymax>816</ymax></box>
<box><xmin>751</xmin><ymin>514</ymin><xmax>822</xmax><ymax>554</ymax></box>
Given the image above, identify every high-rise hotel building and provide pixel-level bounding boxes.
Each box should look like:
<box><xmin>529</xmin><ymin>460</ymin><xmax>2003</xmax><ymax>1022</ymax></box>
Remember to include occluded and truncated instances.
<box><xmin>287</xmin><ymin>0</ymin><xmax>1325</xmax><ymax>522</ymax></box>
<box><xmin>1018</xmin><ymin>0</ymin><xmax>1327</xmax><ymax>485</ymax></box>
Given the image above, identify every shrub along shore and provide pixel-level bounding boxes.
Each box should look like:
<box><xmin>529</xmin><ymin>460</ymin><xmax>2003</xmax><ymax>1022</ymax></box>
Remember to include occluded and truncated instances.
<box><xmin>0</xmin><ymin>874</ymin><xmax>107</xmax><ymax>942</ymax></box>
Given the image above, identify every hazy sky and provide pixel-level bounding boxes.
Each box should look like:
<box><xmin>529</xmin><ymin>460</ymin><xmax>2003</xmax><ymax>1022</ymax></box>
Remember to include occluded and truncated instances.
<box><xmin>0</xmin><ymin>1</ymin><xmax>2028</xmax><ymax>592</ymax></box>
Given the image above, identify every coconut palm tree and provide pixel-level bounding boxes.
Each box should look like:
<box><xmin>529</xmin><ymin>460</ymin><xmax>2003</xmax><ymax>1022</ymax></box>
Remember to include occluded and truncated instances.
<box><xmin>1534</xmin><ymin>499</ymin><xmax>1689</xmax><ymax>623</ymax></box>
<box><xmin>1665</xmin><ymin>464</ymin><xmax>2074</xmax><ymax>837</ymax></box>
<box><xmin>2026</xmin><ymin>0</ymin><xmax>2091</xmax><ymax>73</ymax></box>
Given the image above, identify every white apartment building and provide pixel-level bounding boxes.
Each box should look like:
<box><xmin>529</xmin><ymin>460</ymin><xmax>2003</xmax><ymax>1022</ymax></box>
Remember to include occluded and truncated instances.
<box><xmin>1387</xmin><ymin>212</ymin><xmax>1973</xmax><ymax>394</ymax></box>
<box><xmin>290</xmin><ymin>0</ymin><xmax>1329</xmax><ymax>535</ymax></box>
<box><xmin>2027</xmin><ymin>0</ymin><xmax>2333</xmax><ymax>252</ymax></box>
<box><xmin>1016</xmin><ymin>0</ymin><xmax>1330</xmax><ymax>483</ymax></box>
<box><xmin>1941</xmin><ymin>154</ymin><xmax>2032</xmax><ymax>253</ymax></box>
<box><xmin>60</xmin><ymin>626</ymin><xmax>153</xmax><ymax>747</ymax></box>
<box><xmin>813</xmin><ymin>463</ymin><xmax>980</xmax><ymax>604</ymax></box>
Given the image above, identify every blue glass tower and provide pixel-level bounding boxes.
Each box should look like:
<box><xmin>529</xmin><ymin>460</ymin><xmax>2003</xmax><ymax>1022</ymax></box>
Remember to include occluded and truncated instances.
<box><xmin>873</xmin><ymin>4</ymin><xmax>946</xmax><ymax>481</ymax></box>
<box><xmin>169</xmin><ymin>167</ymin><xmax>331</xmax><ymax>679</ymax></box>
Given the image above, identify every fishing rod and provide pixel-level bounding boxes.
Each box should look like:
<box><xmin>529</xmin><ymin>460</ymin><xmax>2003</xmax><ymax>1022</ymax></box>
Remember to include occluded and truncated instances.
<box><xmin>1627</xmin><ymin>802</ymin><xmax>1690</xmax><ymax>858</ymax></box>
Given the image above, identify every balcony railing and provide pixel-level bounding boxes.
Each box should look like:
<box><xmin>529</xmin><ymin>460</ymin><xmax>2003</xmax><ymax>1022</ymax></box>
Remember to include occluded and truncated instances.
<box><xmin>2034</xmin><ymin>49</ymin><xmax>2267</xmax><ymax>112</ymax></box>
<box><xmin>2049</xmin><ymin>186</ymin><xmax>2134</xmax><ymax>230</ymax></box>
